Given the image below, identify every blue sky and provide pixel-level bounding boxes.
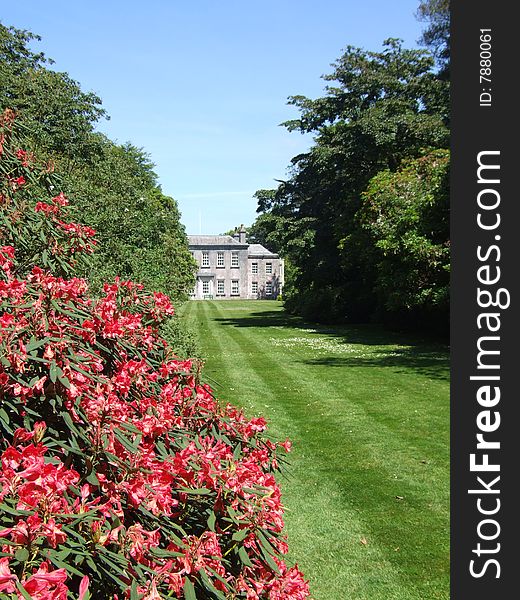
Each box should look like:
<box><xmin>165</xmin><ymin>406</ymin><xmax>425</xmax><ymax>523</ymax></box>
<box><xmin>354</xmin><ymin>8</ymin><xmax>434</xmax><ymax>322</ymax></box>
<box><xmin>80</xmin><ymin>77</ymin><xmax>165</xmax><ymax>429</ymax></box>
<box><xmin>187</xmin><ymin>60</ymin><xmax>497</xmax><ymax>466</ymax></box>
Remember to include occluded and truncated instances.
<box><xmin>2</xmin><ymin>1</ymin><xmax>424</xmax><ymax>234</ymax></box>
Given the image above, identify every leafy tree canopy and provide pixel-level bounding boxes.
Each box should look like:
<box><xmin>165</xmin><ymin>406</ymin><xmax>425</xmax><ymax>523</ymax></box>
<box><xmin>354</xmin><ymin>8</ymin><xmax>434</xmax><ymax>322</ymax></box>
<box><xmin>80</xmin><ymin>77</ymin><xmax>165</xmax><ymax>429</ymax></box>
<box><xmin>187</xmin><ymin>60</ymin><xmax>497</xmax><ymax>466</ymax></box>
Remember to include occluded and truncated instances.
<box><xmin>416</xmin><ymin>0</ymin><xmax>450</xmax><ymax>77</ymax></box>
<box><xmin>359</xmin><ymin>149</ymin><xmax>449</xmax><ymax>322</ymax></box>
<box><xmin>255</xmin><ymin>36</ymin><xmax>449</xmax><ymax>326</ymax></box>
<box><xmin>1</xmin><ymin>23</ymin><xmax>107</xmax><ymax>158</ymax></box>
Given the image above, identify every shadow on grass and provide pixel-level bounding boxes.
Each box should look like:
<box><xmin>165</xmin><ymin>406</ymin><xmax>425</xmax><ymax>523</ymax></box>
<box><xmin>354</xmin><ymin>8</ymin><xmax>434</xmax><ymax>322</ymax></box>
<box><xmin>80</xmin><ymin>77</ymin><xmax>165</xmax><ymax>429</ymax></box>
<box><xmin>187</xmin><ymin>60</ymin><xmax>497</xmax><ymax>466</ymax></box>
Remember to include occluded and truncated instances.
<box><xmin>213</xmin><ymin>309</ymin><xmax>449</xmax><ymax>346</ymax></box>
<box><xmin>302</xmin><ymin>350</ymin><xmax>449</xmax><ymax>381</ymax></box>
<box><xmin>212</xmin><ymin>308</ymin><xmax>449</xmax><ymax>381</ymax></box>
<box><xmin>213</xmin><ymin>310</ymin><xmax>303</xmax><ymax>330</ymax></box>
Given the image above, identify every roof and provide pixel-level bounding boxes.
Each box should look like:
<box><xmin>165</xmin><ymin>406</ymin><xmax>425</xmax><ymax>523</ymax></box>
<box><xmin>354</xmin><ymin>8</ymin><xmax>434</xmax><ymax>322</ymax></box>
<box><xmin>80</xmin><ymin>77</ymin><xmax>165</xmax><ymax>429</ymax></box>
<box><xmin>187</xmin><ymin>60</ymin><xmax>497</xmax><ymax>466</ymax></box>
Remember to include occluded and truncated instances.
<box><xmin>188</xmin><ymin>235</ymin><xmax>245</xmax><ymax>247</ymax></box>
<box><xmin>187</xmin><ymin>236</ymin><xmax>279</xmax><ymax>257</ymax></box>
<box><xmin>247</xmin><ymin>243</ymin><xmax>278</xmax><ymax>257</ymax></box>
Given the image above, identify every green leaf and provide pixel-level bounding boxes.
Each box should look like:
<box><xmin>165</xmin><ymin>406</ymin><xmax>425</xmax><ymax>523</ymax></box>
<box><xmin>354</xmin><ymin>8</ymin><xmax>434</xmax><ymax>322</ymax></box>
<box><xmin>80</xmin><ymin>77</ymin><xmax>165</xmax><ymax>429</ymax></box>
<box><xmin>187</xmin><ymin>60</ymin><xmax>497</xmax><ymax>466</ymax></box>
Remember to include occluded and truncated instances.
<box><xmin>130</xmin><ymin>580</ymin><xmax>139</xmax><ymax>600</ymax></box>
<box><xmin>232</xmin><ymin>528</ymin><xmax>248</xmax><ymax>542</ymax></box>
<box><xmin>233</xmin><ymin>444</ymin><xmax>242</xmax><ymax>460</ymax></box>
<box><xmin>118</xmin><ymin>420</ymin><xmax>141</xmax><ymax>434</ymax></box>
<box><xmin>96</xmin><ymin>555</ymin><xmax>129</xmax><ymax>588</ymax></box>
<box><xmin>47</xmin><ymin>552</ymin><xmax>85</xmax><ymax>577</ymax></box>
<box><xmin>55</xmin><ymin>548</ymin><xmax>72</xmax><ymax>561</ymax></box>
<box><xmin>113</xmin><ymin>427</ymin><xmax>140</xmax><ymax>454</ymax></box>
<box><xmin>199</xmin><ymin>569</ymin><xmax>227</xmax><ymax>599</ymax></box>
<box><xmin>86</xmin><ymin>555</ymin><xmax>98</xmax><ymax>573</ymax></box>
<box><xmin>204</xmin><ymin>566</ymin><xmax>230</xmax><ymax>588</ymax></box>
<box><xmin>149</xmin><ymin>547</ymin><xmax>183</xmax><ymax>559</ymax></box>
<box><xmin>238</xmin><ymin>546</ymin><xmax>253</xmax><ymax>567</ymax></box>
<box><xmin>257</xmin><ymin>530</ymin><xmax>277</xmax><ymax>554</ymax></box>
<box><xmin>0</xmin><ymin>408</ymin><xmax>13</xmax><ymax>434</ymax></box>
<box><xmin>60</xmin><ymin>411</ymin><xmax>87</xmax><ymax>444</ymax></box>
<box><xmin>15</xmin><ymin>547</ymin><xmax>29</xmax><ymax>562</ymax></box>
<box><xmin>257</xmin><ymin>534</ymin><xmax>280</xmax><ymax>574</ymax></box>
<box><xmin>226</xmin><ymin>505</ymin><xmax>239</xmax><ymax>523</ymax></box>
<box><xmin>207</xmin><ymin>510</ymin><xmax>216</xmax><ymax>532</ymax></box>
<box><xmin>57</xmin><ymin>372</ymin><xmax>71</xmax><ymax>389</ymax></box>
<box><xmin>25</xmin><ymin>337</ymin><xmax>48</xmax><ymax>353</ymax></box>
<box><xmin>49</xmin><ymin>361</ymin><xmax>58</xmax><ymax>383</ymax></box>
<box><xmin>177</xmin><ymin>487</ymin><xmax>211</xmax><ymax>495</ymax></box>
<box><xmin>0</xmin><ymin>502</ymin><xmax>32</xmax><ymax>517</ymax></box>
<box><xmin>86</xmin><ymin>471</ymin><xmax>100</xmax><ymax>486</ymax></box>
<box><xmin>183</xmin><ymin>578</ymin><xmax>197</xmax><ymax>600</ymax></box>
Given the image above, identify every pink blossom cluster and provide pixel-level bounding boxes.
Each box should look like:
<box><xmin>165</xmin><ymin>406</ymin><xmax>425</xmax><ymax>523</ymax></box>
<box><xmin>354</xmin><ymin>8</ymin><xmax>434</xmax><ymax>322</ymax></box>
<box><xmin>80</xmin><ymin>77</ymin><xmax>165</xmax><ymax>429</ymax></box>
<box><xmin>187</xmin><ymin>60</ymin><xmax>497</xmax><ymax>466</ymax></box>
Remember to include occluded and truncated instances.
<box><xmin>0</xmin><ymin>427</ymin><xmax>90</xmax><ymax>599</ymax></box>
<box><xmin>0</xmin><ymin>260</ymin><xmax>308</xmax><ymax>598</ymax></box>
<box><xmin>34</xmin><ymin>192</ymin><xmax>97</xmax><ymax>256</ymax></box>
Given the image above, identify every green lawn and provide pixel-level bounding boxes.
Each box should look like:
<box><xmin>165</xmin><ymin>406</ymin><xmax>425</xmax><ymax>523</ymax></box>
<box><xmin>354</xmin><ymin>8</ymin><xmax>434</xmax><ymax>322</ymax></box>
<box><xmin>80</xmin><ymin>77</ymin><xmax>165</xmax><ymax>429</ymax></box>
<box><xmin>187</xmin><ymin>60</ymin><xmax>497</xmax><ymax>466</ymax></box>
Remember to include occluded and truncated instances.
<box><xmin>181</xmin><ymin>300</ymin><xmax>450</xmax><ymax>600</ymax></box>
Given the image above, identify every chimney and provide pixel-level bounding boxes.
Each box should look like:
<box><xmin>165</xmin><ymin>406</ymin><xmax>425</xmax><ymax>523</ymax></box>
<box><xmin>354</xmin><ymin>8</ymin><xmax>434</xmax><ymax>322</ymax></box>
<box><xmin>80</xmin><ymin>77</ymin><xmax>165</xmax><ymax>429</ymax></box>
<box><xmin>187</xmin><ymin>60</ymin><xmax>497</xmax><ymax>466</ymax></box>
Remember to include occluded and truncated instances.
<box><xmin>238</xmin><ymin>224</ymin><xmax>247</xmax><ymax>244</ymax></box>
<box><xmin>232</xmin><ymin>227</ymin><xmax>239</xmax><ymax>241</ymax></box>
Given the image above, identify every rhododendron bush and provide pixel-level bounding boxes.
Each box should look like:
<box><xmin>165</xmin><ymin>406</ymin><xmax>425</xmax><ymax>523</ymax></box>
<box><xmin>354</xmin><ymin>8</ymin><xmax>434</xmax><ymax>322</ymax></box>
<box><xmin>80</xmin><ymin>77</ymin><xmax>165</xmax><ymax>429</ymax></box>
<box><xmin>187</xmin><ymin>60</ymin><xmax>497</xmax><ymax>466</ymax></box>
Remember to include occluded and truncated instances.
<box><xmin>0</xmin><ymin>110</ymin><xmax>309</xmax><ymax>599</ymax></box>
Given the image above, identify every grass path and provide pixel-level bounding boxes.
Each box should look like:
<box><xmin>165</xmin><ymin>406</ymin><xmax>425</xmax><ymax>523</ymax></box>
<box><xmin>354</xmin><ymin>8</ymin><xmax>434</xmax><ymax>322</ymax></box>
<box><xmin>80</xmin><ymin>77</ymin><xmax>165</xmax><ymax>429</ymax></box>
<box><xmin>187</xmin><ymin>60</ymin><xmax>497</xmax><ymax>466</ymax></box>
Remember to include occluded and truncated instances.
<box><xmin>181</xmin><ymin>300</ymin><xmax>450</xmax><ymax>600</ymax></box>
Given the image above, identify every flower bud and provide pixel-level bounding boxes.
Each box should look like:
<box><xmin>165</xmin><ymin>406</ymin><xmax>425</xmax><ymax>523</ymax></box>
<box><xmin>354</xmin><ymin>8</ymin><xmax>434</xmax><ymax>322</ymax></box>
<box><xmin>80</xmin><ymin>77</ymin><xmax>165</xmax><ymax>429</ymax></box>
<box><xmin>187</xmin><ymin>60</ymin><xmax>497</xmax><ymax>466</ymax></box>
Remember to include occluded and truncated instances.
<box><xmin>33</xmin><ymin>421</ymin><xmax>47</xmax><ymax>443</ymax></box>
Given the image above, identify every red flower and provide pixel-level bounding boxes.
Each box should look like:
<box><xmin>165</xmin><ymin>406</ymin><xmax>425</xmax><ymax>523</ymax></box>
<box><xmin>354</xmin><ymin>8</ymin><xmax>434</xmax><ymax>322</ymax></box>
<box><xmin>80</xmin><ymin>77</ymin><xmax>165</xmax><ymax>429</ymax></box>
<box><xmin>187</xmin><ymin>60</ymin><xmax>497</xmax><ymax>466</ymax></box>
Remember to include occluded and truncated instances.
<box><xmin>0</xmin><ymin>558</ymin><xmax>16</xmax><ymax>594</ymax></box>
<box><xmin>21</xmin><ymin>562</ymin><xmax>68</xmax><ymax>599</ymax></box>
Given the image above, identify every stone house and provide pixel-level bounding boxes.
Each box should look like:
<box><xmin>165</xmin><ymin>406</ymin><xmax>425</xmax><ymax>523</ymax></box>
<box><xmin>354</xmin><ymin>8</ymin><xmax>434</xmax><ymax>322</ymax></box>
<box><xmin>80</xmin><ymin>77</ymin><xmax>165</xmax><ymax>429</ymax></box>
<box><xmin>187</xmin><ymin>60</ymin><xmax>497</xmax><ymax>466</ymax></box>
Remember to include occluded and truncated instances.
<box><xmin>188</xmin><ymin>225</ymin><xmax>284</xmax><ymax>300</ymax></box>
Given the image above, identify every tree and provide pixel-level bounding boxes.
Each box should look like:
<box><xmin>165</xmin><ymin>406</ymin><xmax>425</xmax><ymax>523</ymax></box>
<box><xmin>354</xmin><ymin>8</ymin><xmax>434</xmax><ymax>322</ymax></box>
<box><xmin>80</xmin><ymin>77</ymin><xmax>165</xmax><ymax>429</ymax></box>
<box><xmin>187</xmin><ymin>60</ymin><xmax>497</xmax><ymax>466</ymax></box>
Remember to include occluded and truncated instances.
<box><xmin>0</xmin><ymin>23</ymin><xmax>47</xmax><ymax>85</ymax></box>
<box><xmin>1</xmin><ymin>23</ymin><xmax>107</xmax><ymax>159</ymax></box>
<box><xmin>247</xmin><ymin>207</ymin><xmax>302</xmax><ymax>257</ymax></box>
<box><xmin>358</xmin><ymin>149</ymin><xmax>449</xmax><ymax>325</ymax></box>
<box><xmin>64</xmin><ymin>138</ymin><xmax>196</xmax><ymax>303</ymax></box>
<box><xmin>416</xmin><ymin>0</ymin><xmax>450</xmax><ymax>77</ymax></box>
<box><xmin>257</xmin><ymin>39</ymin><xmax>449</xmax><ymax>323</ymax></box>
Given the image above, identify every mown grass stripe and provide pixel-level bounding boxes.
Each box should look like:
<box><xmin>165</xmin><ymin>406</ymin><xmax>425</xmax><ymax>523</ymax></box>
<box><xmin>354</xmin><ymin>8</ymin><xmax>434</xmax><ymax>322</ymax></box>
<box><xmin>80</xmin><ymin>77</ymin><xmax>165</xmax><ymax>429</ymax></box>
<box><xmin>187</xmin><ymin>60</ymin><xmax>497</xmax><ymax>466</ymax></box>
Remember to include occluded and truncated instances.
<box><xmin>209</xmin><ymin>302</ymin><xmax>448</xmax><ymax>594</ymax></box>
<box><xmin>209</xmin><ymin>301</ymin><xmax>448</xmax><ymax>493</ymax></box>
<box><xmin>203</xmin><ymin>302</ymin><xmax>413</xmax><ymax>599</ymax></box>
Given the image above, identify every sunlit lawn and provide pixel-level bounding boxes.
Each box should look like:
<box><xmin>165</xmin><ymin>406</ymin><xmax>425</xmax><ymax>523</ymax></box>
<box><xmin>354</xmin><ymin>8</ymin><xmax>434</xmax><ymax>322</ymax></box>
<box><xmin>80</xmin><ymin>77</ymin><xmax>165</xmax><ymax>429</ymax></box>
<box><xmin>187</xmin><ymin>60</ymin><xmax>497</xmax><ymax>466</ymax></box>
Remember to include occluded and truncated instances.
<box><xmin>181</xmin><ymin>300</ymin><xmax>450</xmax><ymax>600</ymax></box>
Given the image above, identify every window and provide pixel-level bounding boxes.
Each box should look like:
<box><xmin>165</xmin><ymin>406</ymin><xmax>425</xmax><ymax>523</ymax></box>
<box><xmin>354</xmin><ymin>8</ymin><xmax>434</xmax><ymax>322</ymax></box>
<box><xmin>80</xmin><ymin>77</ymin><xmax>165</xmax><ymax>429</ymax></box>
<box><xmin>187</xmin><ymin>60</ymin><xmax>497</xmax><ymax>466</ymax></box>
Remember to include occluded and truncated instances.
<box><xmin>202</xmin><ymin>252</ymin><xmax>210</xmax><ymax>267</ymax></box>
<box><xmin>217</xmin><ymin>252</ymin><xmax>225</xmax><ymax>268</ymax></box>
<box><xmin>231</xmin><ymin>280</ymin><xmax>239</xmax><ymax>295</ymax></box>
<box><xmin>251</xmin><ymin>281</ymin><xmax>258</xmax><ymax>295</ymax></box>
<box><xmin>265</xmin><ymin>281</ymin><xmax>272</xmax><ymax>295</ymax></box>
<box><xmin>251</xmin><ymin>262</ymin><xmax>258</xmax><ymax>274</ymax></box>
<box><xmin>217</xmin><ymin>280</ymin><xmax>225</xmax><ymax>295</ymax></box>
<box><xmin>231</xmin><ymin>252</ymin><xmax>239</xmax><ymax>268</ymax></box>
<box><xmin>265</xmin><ymin>262</ymin><xmax>273</xmax><ymax>274</ymax></box>
<box><xmin>202</xmin><ymin>281</ymin><xmax>210</xmax><ymax>295</ymax></box>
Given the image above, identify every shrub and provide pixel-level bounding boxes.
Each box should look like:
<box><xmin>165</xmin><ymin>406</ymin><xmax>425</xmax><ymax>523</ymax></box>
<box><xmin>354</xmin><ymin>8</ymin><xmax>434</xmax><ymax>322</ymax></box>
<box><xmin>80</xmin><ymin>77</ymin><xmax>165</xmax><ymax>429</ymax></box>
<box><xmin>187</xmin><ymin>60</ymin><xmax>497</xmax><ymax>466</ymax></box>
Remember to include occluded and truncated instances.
<box><xmin>0</xmin><ymin>110</ymin><xmax>309</xmax><ymax>599</ymax></box>
<box><xmin>160</xmin><ymin>315</ymin><xmax>201</xmax><ymax>360</ymax></box>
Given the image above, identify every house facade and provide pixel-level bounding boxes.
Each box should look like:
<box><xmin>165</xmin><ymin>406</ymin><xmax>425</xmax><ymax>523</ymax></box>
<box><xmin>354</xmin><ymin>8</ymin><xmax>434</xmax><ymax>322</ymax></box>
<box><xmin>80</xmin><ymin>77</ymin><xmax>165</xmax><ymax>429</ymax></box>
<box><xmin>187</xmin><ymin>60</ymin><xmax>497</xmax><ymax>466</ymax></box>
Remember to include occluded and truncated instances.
<box><xmin>188</xmin><ymin>226</ymin><xmax>284</xmax><ymax>300</ymax></box>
